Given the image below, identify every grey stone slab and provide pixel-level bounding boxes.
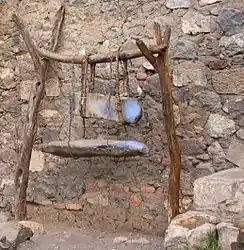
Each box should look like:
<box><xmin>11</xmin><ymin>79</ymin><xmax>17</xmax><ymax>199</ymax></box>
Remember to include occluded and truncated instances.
<box><xmin>41</xmin><ymin>139</ymin><xmax>149</xmax><ymax>158</ymax></box>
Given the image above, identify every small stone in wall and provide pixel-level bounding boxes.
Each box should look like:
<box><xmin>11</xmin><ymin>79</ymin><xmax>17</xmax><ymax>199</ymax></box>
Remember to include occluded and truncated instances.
<box><xmin>126</xmin><ymin>238</ymin><xmax>150</xmax><ymax>244</ymax></box>
<box><xmin>218</xmin><ymin>8</ymin><xmax>244</xmax><ymax>35</ymax></box>
<box><xmin>173</xmin><ymin>104</ymin><xmax>181</xmax><ymax>126</ymax></box>
<box><xmin>173</xmin><ymin>61</ymin><xmax>208</xmax><ymax>87</ymax></box>
<box><xmin>237</xmin><ymin>129</ymin><xmax>244</xmax><ymax>140</ymax></box>
<box><xmin>165</xmin><ymin>0</ymin><xmax>190</xmax><ymax>9</ymax></box>
<box><xmin>0</xmin><ymin>67</ymin><xmax>16</xmax><ymax>90</ymax></box>
<box><xmin>203</xmin><ymin>57</ymin><xmax>228</xmax><ymax>70</ymax></box>
<box><xmin>198</xmin><ymin>0</ymin><xmax>221</xmax><ymax>6</ymax></box>
<box><xmin>45</xmin><ymin>77</ymin><xmax>60</xmax><ymax>97</ymax></box>
<box><xmin>182</xmin><ymin>10</ymin><xmax>211</xmax><ymax>35</ymax></box>
<box><xmin>212</xmin><ymin>68</ymin><xmax>244</xmax><ymax>95</ymax></box>
<box><xmin>194</xmin><ymin>162</ymin><xmax>215</xmax><ymax>179</ymax></box>
<box><xmin>172</xmin><ymin>39</ymin><xmax>198</xmax><ymax>60</ymax></box>
<box><xmin>30</xmin><ymin>150</ymin><xmax>45</xmax><ymax>172</ymax></box>
<box><xmin>207</xmin><ymin>141</ymin><xmax>226</xmax><ymax>170</ymax></box>
<box><xmin>142</xmin><ymin>61</ymin><xmax>155</xmax><ymax>71</ymax></box>
<box><xmin>39</xmin><ymin>109</ymin><xmax>61</xmax><ymax>122</ymax></box>
<box><xmin>227</xmin><ymin>138</ymin><xmax>244</xmax><ymax>168</ymax></box>
<box><xmin>222</xmin><ymin>96</ymin><xmax>244</xmax><ymax>120</ymax></box>
<box><xmin>20</xmin><ymin>80</ymin><xmax>32</xmax><ymax>100</ymax></box>
<box><xmin>219</xmin><ymin>33</ymin><xmax>244</xmax><ymax>49</ymax></box>
<box><xmin>194</xmin><ymin>90</ymin><xmax>222</xmax><ymax>112</ymax></box>
<box><xmin>180</xmin><ymin>139</ymin><xmax>206</xmax><ymax>155</ymax></box>
<box><xmin>113</xmin><ymin>236</ymin><xmax>128</xmax><ymax>244</ymax></box>
<box><xmin>205</xmin><ymin>114</ymin><xmax>236</xmax><ymax>138</ymax></box>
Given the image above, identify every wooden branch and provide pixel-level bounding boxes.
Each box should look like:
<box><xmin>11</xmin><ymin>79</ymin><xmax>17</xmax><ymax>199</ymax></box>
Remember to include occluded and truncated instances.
<box><xmin>162</xmin><ymin>26</ymin><xmax>171</xmax><ymax>47</ymax></box>
<box><xmin>135</xmin><ymin>39</ymin><xmax>157</xmax><ymax>69</ymax></box>
<box><xmin>37</xmin><ymin>43</ymin><xmax>166</xmax><ymax>64</ymax></box>
<box><xmin>153</xmin><ymin>22</ymin><xmax>163</xmax><ymax>45</ymax></box>
<box><xmin>136</xmin><ymin>22</ymin><xmax>181</xmax><ymax>221</ymax></box>
<box><xmin>13</xmin><ymin>5</ymin><xmax>65</xmax><ymax>220</ymax></box>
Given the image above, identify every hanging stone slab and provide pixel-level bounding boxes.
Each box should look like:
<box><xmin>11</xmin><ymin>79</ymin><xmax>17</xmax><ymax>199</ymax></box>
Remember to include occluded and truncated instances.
<box><xmin>40</xmin><ymin>139</ymin><xmax>149</xmax><ymax>158</ymax></box>
<box><xmin>74</xmin><ymin>93</ymin><xmax>142</xmax><ymax>124</ymax></box>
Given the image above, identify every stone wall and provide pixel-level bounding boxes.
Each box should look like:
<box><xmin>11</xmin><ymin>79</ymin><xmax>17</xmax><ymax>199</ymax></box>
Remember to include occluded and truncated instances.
<box><xmin>0</xmin><ymin>0</ymin><xmax>243</xmax><ymax>235</ymax></box>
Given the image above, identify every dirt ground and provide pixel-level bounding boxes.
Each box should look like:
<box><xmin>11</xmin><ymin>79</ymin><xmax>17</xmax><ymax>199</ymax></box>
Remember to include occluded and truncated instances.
<box><xmin>19</xmin><ymin>224</ymin><xmax>165</xmax><ymax>250</ymax></box>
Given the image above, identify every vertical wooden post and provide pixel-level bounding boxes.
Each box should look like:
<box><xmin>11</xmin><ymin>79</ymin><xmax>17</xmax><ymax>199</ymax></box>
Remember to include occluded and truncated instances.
<box><xmin>136</xmin><ymin>23</ymin><xmax>182</xmax><ymax>221</ymax></box>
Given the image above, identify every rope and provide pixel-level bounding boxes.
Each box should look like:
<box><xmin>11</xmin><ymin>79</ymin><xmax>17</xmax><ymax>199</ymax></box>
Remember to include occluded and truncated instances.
<box><xmin>115</xmin><ymin>47</ymin><xmax>123</xmax><ymax>123</ymax></box>
<box><xmin>67</xmin><ymin>55</ymin><xmax>76</xmax><ymax>158</ymax></box>
<box><xmin>79</xmin><ymin>56</ymin><xmax>89</xmax><ymax>138</ymax></box>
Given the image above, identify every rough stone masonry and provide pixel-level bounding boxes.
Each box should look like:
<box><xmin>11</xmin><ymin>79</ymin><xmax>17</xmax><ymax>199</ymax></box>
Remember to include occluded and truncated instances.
<box><xmin>0</xmin><ymin>0</ymin><xmax>243</xmax><ymax>235</ymax></box>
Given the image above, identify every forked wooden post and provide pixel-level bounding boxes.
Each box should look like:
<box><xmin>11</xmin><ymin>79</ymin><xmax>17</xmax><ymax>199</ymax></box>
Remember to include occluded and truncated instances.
<box><xmin>12</xmin><ymin>6</ymin><xmax>65</xmax><ymax>220</ymax></box>
<box><xmin>136</xmin><ymin>23</ymin><xmax>182</xmax><ymax>221</ymax></box>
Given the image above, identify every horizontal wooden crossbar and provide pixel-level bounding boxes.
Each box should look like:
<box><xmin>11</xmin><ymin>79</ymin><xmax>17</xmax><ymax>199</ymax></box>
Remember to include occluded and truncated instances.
<box><xmin>37</xmin><ymin>43</ymin><xmax>166</xmax><ymax>64</ymax></box>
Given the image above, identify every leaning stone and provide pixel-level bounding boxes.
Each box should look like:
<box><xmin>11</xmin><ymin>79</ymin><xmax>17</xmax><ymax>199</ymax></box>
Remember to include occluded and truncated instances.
<box><xmin>165</xmin><ymin>0</ymin><xmax>190</xmax><ymax>9</ymax></box>
<box><xmin>187</xmin><ymin>223</ymin><xmax>216</xmax><ymax>249</ymax></box>
<box><xmin>0</xmin><ymin>221</ymin><xmax>33</xmax><ymax>249</ymax></box>
<box><xmin>205</xmin><ymin>114</ymin><xmax>236</xmax><ymax>138</ymax></box>
<box><xmin>18</xmin><ymin>221</ymin><xmax>45</xmax><ymax>236</ymax></box>
<box><xmin>227</xmin><ymin>138</ymin><xmax>244</xmax><ymax>168</ymax></box>
<box><xmin>182</xmin><ymin>10</ymin><xmax>211</xmax><ymax>35</ymax></box>
<box><xmin>217</xmin><ymin>222</ymin><xmax>239</xmax><ymax>250</ymax></box>
<box><xmin>193</xmin><ymin>168</ymin><xmax>244</xmax><ymax>219</ymax></box>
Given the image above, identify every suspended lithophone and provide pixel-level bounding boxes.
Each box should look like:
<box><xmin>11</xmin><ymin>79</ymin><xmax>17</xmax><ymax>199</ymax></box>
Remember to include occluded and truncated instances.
<box><xmin>40</xmin><ymin>139</ymin><xmax>149</xmax><ymax>157</ymax></box>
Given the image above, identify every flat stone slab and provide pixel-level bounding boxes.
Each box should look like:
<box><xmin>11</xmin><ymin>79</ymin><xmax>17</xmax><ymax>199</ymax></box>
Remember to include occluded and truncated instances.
<box><xmin>40</xmin><ymin>139</ymin><xmax>149</xmax><ymax>158</ymax></box>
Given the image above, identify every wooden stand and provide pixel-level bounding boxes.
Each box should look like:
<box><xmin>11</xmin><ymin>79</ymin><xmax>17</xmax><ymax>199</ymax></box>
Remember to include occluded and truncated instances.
<box><xmin>12</xmin><ymin>5</ymin><xmax>181</xmax><ymax>222</ymax></box>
